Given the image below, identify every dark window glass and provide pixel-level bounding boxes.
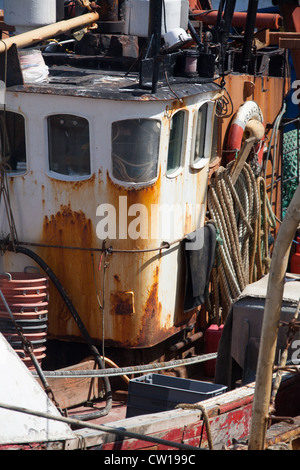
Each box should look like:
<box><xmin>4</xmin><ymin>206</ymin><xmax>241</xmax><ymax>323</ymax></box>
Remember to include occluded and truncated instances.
<box><xmin>167</xmin><ymin>110</ymin><xmax>185</xmax><ymax>174</ymax></box>
<box><xmin>48</xmin><ymin>114</ymin><xmax>90</xmax><ymax>176</ymax></box>
<box><xmin>112</xmin><ymin>119</ymin><xmax>160</xmax><ymax>183</ymax></box>
<box><xmin>210</xmin><ymin>115</ymin><xmax>219</xmax><ymax>165</ymax></box>
<box><xmin>0</xmin><ymin>111</ymin><xmax>26</xmax><ymax>174</ymax></box>
<box><xmin>193</xmin><ymin>103</ymin><xmax>208</xmax><ymax>164</ymax></box>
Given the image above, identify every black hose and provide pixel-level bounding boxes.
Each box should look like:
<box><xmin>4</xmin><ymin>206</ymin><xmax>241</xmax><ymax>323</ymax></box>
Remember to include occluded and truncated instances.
<box><xmin>221</xmin><ymin>0</ymin><xmax>236</xmax><ymax>50</ymax></box>
<box><xmin>8</xmin><ymin>243</ymin><xmax>112</xmax><ymax>420</ymax></box>
<box><xmin>188</xmin><ymin>19</ymin><xmax>203</xmax><ymax>48</ymax></box>
<box><xmin>149</xmin><ymin>0</ymin><xmax>163</xmax><ymax>93</ymax></box>
<box><xmin>212</xmin><ymin>0</ymin><xmax>226</xmax><ymax>43</ymax></box>
<box><xmin>242</xmin><ymin>0</ymin><xmax>259</xmax><ymax>72</ymax></box>
<box><xmin>212</xmin><ymin>0</ymin><xmax>236</xmax><ymax>80</ymax></box>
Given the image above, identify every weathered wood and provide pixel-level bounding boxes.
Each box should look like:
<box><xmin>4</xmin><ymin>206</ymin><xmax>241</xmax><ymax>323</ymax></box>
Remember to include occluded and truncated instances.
<box><xmin>266</xmin><ymin>415</ymin><xmax>300</xmax><ymax>449</ymax></box>
<box><xmin>36</xmin><ymin>360</ymin><xmax>101</xmax><ymax>409</ymax></box>
<box><xmin>248</xmin><ymin>184</ymin><xmax>300</xmax><ymax>450</ymax></box>
<box><xmin>279</xmin><ymin>38</ymin><xmax>300</xmax><ymax>49</ymax></box>
<box><xmin>230</xmin><ymin>136</ymin><xmax>256</xmax><ymax>184</ymax></box>
<box><xmin>256</xmin><ymin>30</ymin><xmax>300</xmax><ymax>47</ymax></box>
<box><xmin>0</xmin><ymin>12</ymin><xmax>100</xmax><ymax>54</ymax></box>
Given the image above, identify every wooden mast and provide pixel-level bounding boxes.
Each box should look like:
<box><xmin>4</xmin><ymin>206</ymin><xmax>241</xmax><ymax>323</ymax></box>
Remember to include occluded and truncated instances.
<box><xmin>0</xmin><ymin>11</ymin><xmax>100</xmax><ymax>53</ymax></box>
<box><xmin>248</xmin><ymin>184</ymin><xmax>300</xmax><ymax>450</ymax></box>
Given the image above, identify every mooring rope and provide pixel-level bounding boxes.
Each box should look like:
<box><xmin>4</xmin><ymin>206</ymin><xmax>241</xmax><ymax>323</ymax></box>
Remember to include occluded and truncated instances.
<box><xmin>207</xmin><ymin>161</ymin><xmax>274</xmax><ymax>323</ymax></box>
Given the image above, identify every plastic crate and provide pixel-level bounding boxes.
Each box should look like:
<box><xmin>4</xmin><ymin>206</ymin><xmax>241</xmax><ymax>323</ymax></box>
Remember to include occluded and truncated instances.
<box><xmin>126</xmin><ymin>373</ymin><xmax>227</xmax><ymax>418</ymax></box>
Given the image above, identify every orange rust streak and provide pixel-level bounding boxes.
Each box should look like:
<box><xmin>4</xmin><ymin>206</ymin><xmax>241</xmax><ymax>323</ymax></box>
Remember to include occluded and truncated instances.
<box><xmin>41</xmin><ymin>204</ymin><xmax>100</xmax><ymax>340</ymax></box>
<box><xmin>105</xmin><ymin>169</ymin><xmax>162</xmax><ymax>250</ymax></box>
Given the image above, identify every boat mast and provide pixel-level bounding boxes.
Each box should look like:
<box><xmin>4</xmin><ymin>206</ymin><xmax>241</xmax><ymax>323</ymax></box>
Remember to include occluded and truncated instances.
<box><xmin>0</xmin><ymin>11</ymin><xmax>100</xmax><ymax>53</ymax></box>
<box><xmin>248</xmin><ymin>184</ymin><xmax>300</xmax><ymax>450</ymax></box>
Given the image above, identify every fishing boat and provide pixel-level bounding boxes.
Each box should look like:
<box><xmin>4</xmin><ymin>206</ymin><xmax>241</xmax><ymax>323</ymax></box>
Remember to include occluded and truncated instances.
<box><xmin>0</xmin><ymin>0</ymin><xmax>299</xmax><ymax>451</ymax></box>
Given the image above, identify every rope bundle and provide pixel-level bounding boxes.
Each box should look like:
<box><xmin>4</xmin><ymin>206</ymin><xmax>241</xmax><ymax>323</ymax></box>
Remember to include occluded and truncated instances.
<box><xmin>207</xmin><ymin>161</ymin><xmax>275</xmax><ymax>323</ymax></box>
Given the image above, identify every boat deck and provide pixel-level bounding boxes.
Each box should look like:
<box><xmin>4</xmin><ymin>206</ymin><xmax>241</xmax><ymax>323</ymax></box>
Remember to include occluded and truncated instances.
<box><xmin>67</xmin><ymin>391</ymin><xmax>128</xmax><ymax>425</ymax></box>
<box><xmin>8</xmin><ymin>57</ymin><xmax>220</xmax><ymax>101</ymax></box>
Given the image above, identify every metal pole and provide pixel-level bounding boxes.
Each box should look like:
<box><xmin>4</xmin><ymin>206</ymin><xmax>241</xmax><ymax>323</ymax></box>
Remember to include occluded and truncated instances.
<box><xmin>0</xmin><ymin>12</ymin><xmax>100</xmax><ymax>53</ymax></box>
<box><xmin>242</xmin><ymin>0</ymin><xmax>259</xmax><ymax>72</ymax></box>
<box><xmin>248</xmin><ymin>184</ymin><xmax>300</xmax><ymax>450</ymax></box>
<box><xmin>149</xmin><ymin>0</ymin><xmax>163</xmax><ymax>94</ymax></box>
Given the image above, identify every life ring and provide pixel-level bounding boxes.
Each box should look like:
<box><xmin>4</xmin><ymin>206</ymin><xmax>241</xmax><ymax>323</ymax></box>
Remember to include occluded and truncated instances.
<box><xmin>226</xmin><ymin>100</ymin><xmax>265</xmax><ymax>165</ymax></box>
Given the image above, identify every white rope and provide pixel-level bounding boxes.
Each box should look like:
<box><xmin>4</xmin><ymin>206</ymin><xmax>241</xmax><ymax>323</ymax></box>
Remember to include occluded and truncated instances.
<box><xmin>208</xmin><ymin>162</ymin><xmax>259</xmax><ymax>321</ymax></box>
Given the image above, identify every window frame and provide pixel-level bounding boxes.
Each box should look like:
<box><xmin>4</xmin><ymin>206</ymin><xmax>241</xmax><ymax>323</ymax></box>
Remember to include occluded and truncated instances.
<box><xmin>0</xmin><ymin>109</ymin><xmax>27</xmax><ymax>176</ymax></box>
<box><xmin>166</xmin><ymin>109</ymin><xmax>187</xmax><ymax>178</ymax></box>
<box><xmin>46</xmin><ymin>112</ymin><xmax>92</xmax><ymax>181</ymax></box>
<box><xmin>110</xmin><ymin>117</ymin><xmax>162</xmax><ymax>187</ymax></box>
<box><xmin>190</xmin><ymin>101</ymin><xmax>215</xmax><ymax>170</ymax></box>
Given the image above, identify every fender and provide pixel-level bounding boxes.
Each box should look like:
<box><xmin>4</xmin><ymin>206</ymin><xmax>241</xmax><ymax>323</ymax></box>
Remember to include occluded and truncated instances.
<box><xmin>226</xmin><ymin>100</ymin><xmax>265</xmax><ymax>165</ymax></box>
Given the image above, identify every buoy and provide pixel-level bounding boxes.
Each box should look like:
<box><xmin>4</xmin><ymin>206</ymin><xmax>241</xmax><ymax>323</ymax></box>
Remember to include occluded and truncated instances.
<box><xmin>226</xmin><ymin>100</ymin><xmax>265</xmax><ymax>164</ymax></box>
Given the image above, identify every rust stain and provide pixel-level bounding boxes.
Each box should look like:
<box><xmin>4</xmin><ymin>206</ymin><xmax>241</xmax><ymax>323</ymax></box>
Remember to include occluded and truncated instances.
<box><xmin>145</xmin><ymin>282</ymin><xmax>160</xmax><ymax>320</ymax></box>
<box><xmin>43</xmin><ymin>204</ymin><xmax>93</xmax><ymax>245</ymax></box>
<box><xmin>165</xmin><ymin>97</ymin><xmax>189</xmax><ymax>113</ymax></box>
<box><xmin>110</xmin><ymin>290</ymin><xmax>135</xmax><ymax>315</ymax></box>
<box><xmin>184</xmin><ymin>202</ymin><xmax>192</xmax><ymax>234</ymax></box>
<box><xmin>47</xmin><ymin>172</ymin><xmax>97</xmax><ymax>191</ymax></box>
<box><xmin>136</xmin><ymin>264</ymin><xmax>172</xmax><ymax>348</ymax></box>
<box><xmin>106</xmin><ymin>168</ymin><xmax>161</xmax><ymax>201</ymax></box>
<box><xmin>41</xmin><ymin>204</ymin><xmax>100</xmax><ymax>339</ymax></box>
<box><xmin>105</xmin><ymin>168</ymin><xmax>162</xmax><ymax>250</ymax></box>
<box><xmin>136</xmin><ymin>280</ymin><xmax>162</xmax><ymax>347</ymax></box>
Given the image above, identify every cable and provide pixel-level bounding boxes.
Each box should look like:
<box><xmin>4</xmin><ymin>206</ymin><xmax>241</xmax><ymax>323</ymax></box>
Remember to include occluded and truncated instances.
<box><xmin>0</xmin><ymin>402</ymin><xmax>207</xmax><ymax>451</ymax></box>
<box><xmin>31</xmin><ymin>353</ymin><xmax>218</xmax><ymax>378</ymax></box>
<box><xmin>6</xmin><ymin>243</ymin><xmax>112</xmax><ymax>421</ymax></box>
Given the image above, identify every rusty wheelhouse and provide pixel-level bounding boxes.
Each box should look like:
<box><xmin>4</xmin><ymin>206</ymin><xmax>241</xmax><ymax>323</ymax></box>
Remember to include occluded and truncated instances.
<box><xmin>0</xmin><ymin>0</ymin><xmax>300</xmax><ymax>451</ymax></box>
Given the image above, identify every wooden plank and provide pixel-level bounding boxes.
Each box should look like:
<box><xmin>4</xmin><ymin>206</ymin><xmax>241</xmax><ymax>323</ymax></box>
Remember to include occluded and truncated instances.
<box><xmin>230</xmin><ymin>136</ymin><xmax>256</xmax><ymax>184</ymax></box>
<box><xmin>272</xmin><ymin>32</ymin><xmax>300</xmax><ymax>44</ymax></box>
<box><xmin>266</xmin><ymin>415</ymin><xmax>300</xmax><ymax>449</ymax></box>
<box><xmin>256</xmin><ymin>31</ymin><xmax>300</xmax><ymax>47</ymax></box>
<box><xmin>279</xmin><ymin>38</ymin><xmax>300</xmax><ymax>49</ymax></box>
<box><xmin>36</xmin><ymin>359</ymin><xmax>101</xmax><ymax>409</ymax></box>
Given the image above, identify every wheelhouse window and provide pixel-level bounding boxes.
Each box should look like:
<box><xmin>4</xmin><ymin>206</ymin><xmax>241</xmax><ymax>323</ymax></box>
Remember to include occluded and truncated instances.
<box><xmin>0</xmin><ymin>111</ymin><xmax>26</xmax><ymax>174</ymax></box>
<box><xmin>193</xmin><ymin>104</ymin><xmax>208</xmax><ymax>164</ymax></box>
<box><xmin>112</xmin><ymin>118</ymin><xmax>160</xmax><ymax>183</ymax></box>
<box><xmin>48</xmin><ymin>114</ymin><xmax>90</xmax><ymax>177</ymax></box>
<box><xmin>191</xmin><ymin>102</ymin><xmax>214</xmax><ymax>169</ymax></box>
<box><xmin>167</xmin><ymin>110</ymin><xmax>185</xmax><ymax>175</ymax></box>
<box><xmin>210</xmin><ymin>114</ymin><xmax>219</xmax><ymax>166</ymax></box>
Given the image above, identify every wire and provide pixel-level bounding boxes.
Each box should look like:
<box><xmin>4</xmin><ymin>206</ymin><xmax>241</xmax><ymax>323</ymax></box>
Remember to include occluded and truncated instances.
<box><xmin>31</xmin><ymin>353</ymin><xmax>218</xmax><ymax>378</ymax></box>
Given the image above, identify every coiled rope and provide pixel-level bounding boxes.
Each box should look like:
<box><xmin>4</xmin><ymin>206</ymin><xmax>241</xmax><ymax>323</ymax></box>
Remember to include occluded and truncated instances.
<box><xmin>208</xmin><ymin>161</ymin><xmax>275</xmax><ymax>323</ymax></box>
